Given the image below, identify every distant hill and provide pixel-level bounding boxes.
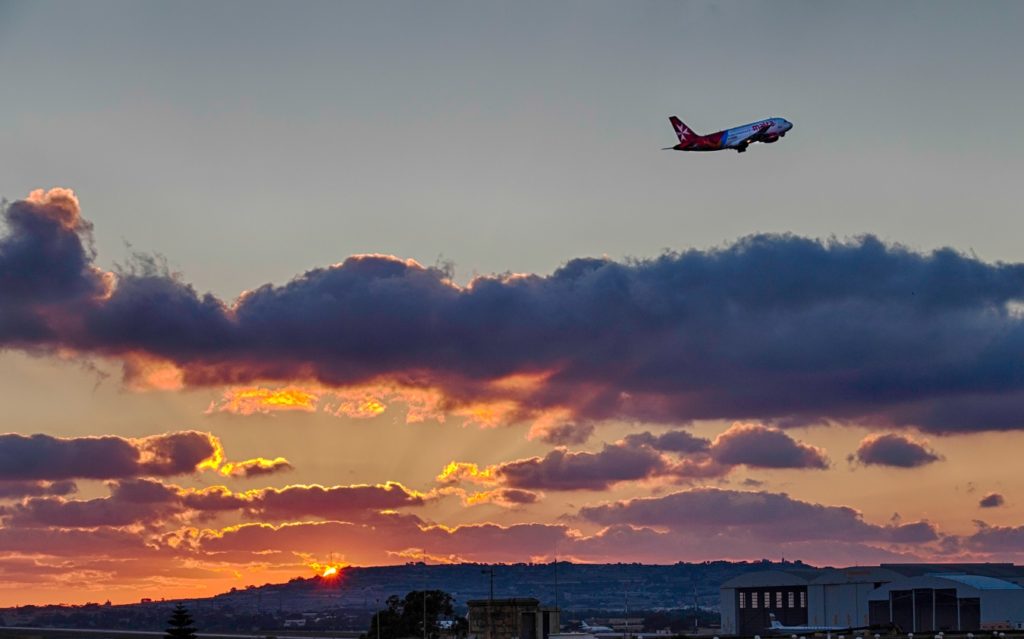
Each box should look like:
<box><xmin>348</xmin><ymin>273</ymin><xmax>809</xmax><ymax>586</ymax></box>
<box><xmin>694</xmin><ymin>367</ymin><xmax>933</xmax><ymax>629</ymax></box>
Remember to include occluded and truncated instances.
<box><xmin>1</xmin><ymin>560</ymin><xmax>815</xmax><ymax>632</ymax></box>
<box><xmin>207</xmin><ymin>559</ymin><xmax>816</xmax><ymax>614</ymax></box>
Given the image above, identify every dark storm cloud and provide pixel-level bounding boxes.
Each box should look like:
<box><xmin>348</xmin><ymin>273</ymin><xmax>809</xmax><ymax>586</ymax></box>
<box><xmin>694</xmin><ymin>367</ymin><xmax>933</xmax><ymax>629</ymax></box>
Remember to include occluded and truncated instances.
<box><xmin>709</xmin><ymin>423</ymin><xmax>829</xmax><ymax>469</ymax></box>
<box><xmin>852</xmin><ymin>433</ymin><xmax>942</xmax><ymax>468</ymax></box>
<box><xmin>10</xmin><ymin>189</ymin><xmax>1024</xmax><ymax>432</ymax></box>
<box><xmin>979</xmin><ymin>493</ymin><xmax>1005</xmax><ymax>508</ymax></box>
<box><xmin>0</xmin><ymin>431</ymin><xmax>220</xmax><ymax>480</ymax></box>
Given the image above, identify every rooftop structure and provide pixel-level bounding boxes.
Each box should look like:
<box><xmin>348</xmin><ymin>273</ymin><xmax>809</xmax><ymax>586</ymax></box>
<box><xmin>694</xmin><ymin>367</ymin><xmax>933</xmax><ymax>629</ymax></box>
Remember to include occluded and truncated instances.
<box><xmin>467</xmin><ymin>598</ymin><xmax>560</xmax><ymax>639</ymax></box>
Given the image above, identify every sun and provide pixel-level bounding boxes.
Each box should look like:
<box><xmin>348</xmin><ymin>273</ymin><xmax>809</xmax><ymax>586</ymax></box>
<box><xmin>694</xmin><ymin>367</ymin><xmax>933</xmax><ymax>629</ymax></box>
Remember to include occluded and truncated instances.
<box><xmin>309</xmin><ymin>560</ymin><xmax>347</xmax><ymax>580</ymax></box>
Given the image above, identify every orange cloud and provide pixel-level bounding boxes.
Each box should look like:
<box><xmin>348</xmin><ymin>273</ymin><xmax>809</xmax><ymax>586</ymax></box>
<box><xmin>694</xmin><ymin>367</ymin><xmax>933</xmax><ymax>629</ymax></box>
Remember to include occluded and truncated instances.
<box><xmin>208</xmin><ymin>386</ymin><xmax>320</xmax><ymax>415</ymax></box>
<box><xmin>436</xmin><ymin>462</ymin><xmax>499</xmax><ymax>485</ymax></box>
<box><xmin>123</xmin><ymin>354</ymin><xmax>185</xmax><ymax>391</ymax></box>
<box><xmin>463</xmin><ymin>488</ymin><xmax>542</xmax><ymax>508</ymax></box>
<box><xmin>200</xmin><ymin>370</ymin><xmax>573</xmax><ymax>431</ymax></box>
<box><xmin>218</xmin><ymin>457</ymin><xmax>293</xmax><ymax>478</ymax></box>
<box><xmin>24</xmin><ymin>187</ymin><xmax>84</xmax><ymax>231</ymax></box>
<box><xmin>386</xmin><ymin>548</ymin><xmax>465</xmax><ymax>564</ymax></box>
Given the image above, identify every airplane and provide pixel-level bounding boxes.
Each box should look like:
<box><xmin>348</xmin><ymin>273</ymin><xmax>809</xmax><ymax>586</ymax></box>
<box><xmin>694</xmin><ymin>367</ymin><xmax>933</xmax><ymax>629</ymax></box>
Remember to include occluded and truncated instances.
<box><xmin>663</xmin><ymin>116</ymin><xmax>793</xmax><ymax>153</ymax></box>
<box><xmin>579</xmin><ymin>621</ymin><xmax>615</xmax><ymax>633</ymax></box>
<box><xmin>765</xmin><ymin>613</ymin><xmax>854</xmax><ymax>635</ymax></box>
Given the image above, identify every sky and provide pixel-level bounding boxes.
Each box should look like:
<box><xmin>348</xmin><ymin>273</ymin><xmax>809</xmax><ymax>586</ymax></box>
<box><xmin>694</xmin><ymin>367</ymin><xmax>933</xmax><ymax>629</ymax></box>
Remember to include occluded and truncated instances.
<box><xmin>2</xmin><ymin>0</ymin><xmax>1024</xmax><ymax>607</ymax></box>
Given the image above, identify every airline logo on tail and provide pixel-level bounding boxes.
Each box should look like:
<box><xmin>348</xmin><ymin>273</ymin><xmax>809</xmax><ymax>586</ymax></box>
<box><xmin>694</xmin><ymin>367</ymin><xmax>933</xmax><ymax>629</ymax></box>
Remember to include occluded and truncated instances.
<box><xmin>669</xmin><ymin>116</ymin><xmax>697</xmax><ymax>143</ymax></box>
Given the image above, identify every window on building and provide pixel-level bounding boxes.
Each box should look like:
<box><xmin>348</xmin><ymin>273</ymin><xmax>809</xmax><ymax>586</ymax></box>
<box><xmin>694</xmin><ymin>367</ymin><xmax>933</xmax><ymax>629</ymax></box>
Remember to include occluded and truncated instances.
<box><xmin>739</xmin><ymin>593</ymin><xmax>746</xmax><ymax>609</ymax></box>
<box><xmin>776</xmin><ymin>592</ymin><xmax>783</xmax><ymax>608</ymax></box>
<box><xmin>752</xmin><ymin>592</ymin><xmax>758</xmax><ymax>608</ymax></box>
<box><xmin>788</xmin><ymin>592</ymin><xmax>795</xmax><ymax>608</ymax></box>
<box><xmin>800</xmin><ymin>592</ymin><xmax>807</xmax><ymax>608</ymax></box>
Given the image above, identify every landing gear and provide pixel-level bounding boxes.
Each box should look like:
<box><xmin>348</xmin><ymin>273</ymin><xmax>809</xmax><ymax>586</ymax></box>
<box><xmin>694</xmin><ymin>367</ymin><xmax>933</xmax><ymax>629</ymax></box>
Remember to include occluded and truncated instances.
<box><xmin>736</xmin><ymin>145</ymin><xmax>748</xmax><ymax>153</ymax></box>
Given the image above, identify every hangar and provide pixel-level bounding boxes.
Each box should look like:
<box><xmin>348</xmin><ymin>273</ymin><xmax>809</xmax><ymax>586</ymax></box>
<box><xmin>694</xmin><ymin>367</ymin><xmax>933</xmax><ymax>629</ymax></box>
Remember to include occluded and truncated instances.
<box><xmin>720</xmin><ymin>564</ymin><xmax>1024</xmax><ymax>635</ymax></box>
<box><xmin>867</xmin><ymin>574</ymin><xmax>1024</xmax><ymax>631</ymax></box>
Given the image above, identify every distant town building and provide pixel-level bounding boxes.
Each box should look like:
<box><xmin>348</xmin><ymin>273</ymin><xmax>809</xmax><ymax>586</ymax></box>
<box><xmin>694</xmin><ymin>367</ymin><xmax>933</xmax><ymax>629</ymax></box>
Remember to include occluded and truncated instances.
<box><xmin>467</xmin><ymin>598</ymin><xmax>560</xmax><ymax>639</ymax></box>
<box><xmin>720</xmin><ymin>563</ymin><xmax>1024</xmax><ymax>635</ymax></box>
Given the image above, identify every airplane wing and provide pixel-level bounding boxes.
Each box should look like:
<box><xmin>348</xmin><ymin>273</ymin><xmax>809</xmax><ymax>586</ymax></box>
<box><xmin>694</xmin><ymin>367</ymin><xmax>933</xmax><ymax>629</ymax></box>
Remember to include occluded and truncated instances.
<box><xmin>732</xmin><ymin>122</ymin><xmax>774</xmax><ymax>147</ymax></box>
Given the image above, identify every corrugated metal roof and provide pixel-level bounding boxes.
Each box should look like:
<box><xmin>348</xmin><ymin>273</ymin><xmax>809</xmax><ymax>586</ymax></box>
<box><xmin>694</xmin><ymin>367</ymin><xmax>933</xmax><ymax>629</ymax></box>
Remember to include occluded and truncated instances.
<box><xmin>928</xmin><ymin>574</ymin><xmax>1024</xmax><ymax>590</ymax></box>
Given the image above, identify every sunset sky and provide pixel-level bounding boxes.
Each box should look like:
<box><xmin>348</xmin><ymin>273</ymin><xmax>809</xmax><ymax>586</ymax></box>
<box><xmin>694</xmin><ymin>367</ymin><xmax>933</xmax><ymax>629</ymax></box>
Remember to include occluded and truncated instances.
<box><xmin>2</xmin><ymin>1</ymin><xmax>1024</xmax><ymax>607</ymax></box>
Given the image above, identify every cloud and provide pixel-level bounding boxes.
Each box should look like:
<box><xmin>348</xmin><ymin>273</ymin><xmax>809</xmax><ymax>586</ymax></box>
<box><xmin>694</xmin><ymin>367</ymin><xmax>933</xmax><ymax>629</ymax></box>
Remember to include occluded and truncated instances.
<box><xmin>207</xmin><ymin>387</ymin><xmax>319</xmax><ymax>415</ymax></box>
<box><xmin>0</xmin><ymin>431</ymin><xmax>222</xmax><ymax>480</ymax></box>
<box><xmin>239</xmin><ymin>482</ymin><xmax>428</xmax><ymax>520</ymax></box>
<box><xmin>0</xmin><ymin>479</ymin><xmax>429</xmax><ymax>529</ymax></box>
<box><xmin>709</xmin><ymin>423</ymin><xmax>829</xmax><ymax>469</ymax></box>
<box><xmin>440</xmin><ymin>425</ymin><xmax>825</xmax><ymax>493</ymax></box>
<box><xmin>528</xmin><ymin>421</ymin><xmax>595</xmax><ymax>446</ymax></box>
<box><xmin>979</xmin><ymin>493</ymin><xmax>1005</xmax><ymax>508</ymax></box>
<box><xmin>218</xmin><ymin>457</ymin><xmax>293</xmax><ymax>478</ymax></box>
<box><xmin>489</xmin><ymin>444</ymin><xmax>670</xmax><ymax>491</ymax></box>
<box><xmin>0</xmin><ymin>480</ymin><xmax>77</xmax><ymax>499</ymax></box>
<box><xmin>461</xmin><ymin>488</ymin><xmax>542</xmax><ymax>508</ymax></box>
<box><xmin>962</xmin><ymin>521</ymin><xmax>1024</xmax><ymax>555</ymax></box>
<box><xmin>191</xmin><ymin>516</ymin><xmax>571</xmax><ymax>565</ymax></box>
<box><xmin>436</xmin><ymin>462</ymin><xmax>499</xmax><ymax>485</ymax></box>
<box><xmin>622</xmin><ymin>430</ymin><xmax>710</xmax><ymax>454</ymax></box>
<box><xmin>0</xmin><ymin>525</ymin><xmax>157</xmax><ymax>557</ymax></box>
<box><xmin>578</xmin><ymin>487</ymin><xmax>938</xmax><ymax>544</ymax></box>
<box><xmin>9</xmin><ymin>190</ymin><xmax>1024</xmax><ymax>432</ymax></box>
<box><xmin>183</xmin><ymin>495</ymin><xmax>940</xmax><ymax>568</ymax></box>
<box><xmin>852</xmin><ymin>433</ymin><xmax>942</xmax><ymax>468</ymax></box>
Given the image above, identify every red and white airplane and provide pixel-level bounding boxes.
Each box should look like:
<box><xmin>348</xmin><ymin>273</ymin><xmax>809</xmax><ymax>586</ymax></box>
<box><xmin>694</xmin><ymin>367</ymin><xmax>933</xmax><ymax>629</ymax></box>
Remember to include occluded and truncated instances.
<box><xmin>664</xmin><ymin>115</ymin><xmax>793</xmax><ymax>153</ymax></box>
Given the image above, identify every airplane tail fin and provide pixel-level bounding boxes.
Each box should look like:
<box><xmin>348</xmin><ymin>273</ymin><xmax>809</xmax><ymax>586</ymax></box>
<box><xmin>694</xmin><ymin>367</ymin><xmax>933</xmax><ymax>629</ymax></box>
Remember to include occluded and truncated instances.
<box><xmin>669</xmin><ymin>116</ymin><xmax>698</xmax><ymax>143</ymax></box>
<box><xmin>768</xmin><ymin>614</ymin><xmax>782</xmax><ymax>630</ymax></box>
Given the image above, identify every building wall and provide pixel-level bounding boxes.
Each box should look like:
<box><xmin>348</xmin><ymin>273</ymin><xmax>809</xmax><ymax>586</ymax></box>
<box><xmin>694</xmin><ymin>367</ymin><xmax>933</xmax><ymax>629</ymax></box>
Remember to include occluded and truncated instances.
<box><xmin>981</xmin><ymin>591</ymin><xmax>1024</xmax><ymax>629</ymax></box>
<box><xmin>732</xmin><ymin>586</ymin><xmax>808</xmax><ymax>635</ymax></box>
<box><xmin>467</xmin><ymin>601</ymin><xmax>559</xmax><ymax>639</ymax></box>
<box><xmin>719</xmin><ymin>588</ymin><xmax>737</xmax><ymax>636</ymax></box>
<box><xmin>809</xmin><ymin>583</ymin><xmax>874</xmax><ymax>627</ymax></box>
<box><xmin>868</xmin><ymin>585</ymin><xmax>1024</xmax><ymax>631</ymax></box>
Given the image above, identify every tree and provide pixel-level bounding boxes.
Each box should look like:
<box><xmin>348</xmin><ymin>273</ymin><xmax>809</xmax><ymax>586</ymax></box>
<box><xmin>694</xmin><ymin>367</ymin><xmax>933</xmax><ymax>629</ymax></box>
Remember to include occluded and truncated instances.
<box><xmin>165</xmin><ymin>603</ymin><xmax>198</xmax><ymax>639</ymax></box>
<box><xmin>367</xmin><ymin>590</ymin><xmax>457</xmax><ymax>639</ymax></box>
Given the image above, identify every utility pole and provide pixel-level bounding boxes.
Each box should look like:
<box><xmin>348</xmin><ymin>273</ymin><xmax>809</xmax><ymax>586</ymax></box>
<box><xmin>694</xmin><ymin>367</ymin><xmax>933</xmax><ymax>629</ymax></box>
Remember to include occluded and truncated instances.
<box><xmin>376</xmin><ymin>598</ymin><xmax>381</xmax><ymax>639</ymax></box>
<box><xmin>553</xmin><ymin>547</ymin><xmax>559</xmax><ymax>612</ymax></box>
<box><xmin>423</xmin><ymin>591</ymin><xmax>427</xmax><ymax>639</ymax></box>
<box><xmin>692</xmin><ymin>586</ymin><xmax>699</xmax><ymax>633</ymax></box>
<box><xmin>624</xmin><ymin>590</ymin><xmax>629</xmax><ymax>639</ymax></box>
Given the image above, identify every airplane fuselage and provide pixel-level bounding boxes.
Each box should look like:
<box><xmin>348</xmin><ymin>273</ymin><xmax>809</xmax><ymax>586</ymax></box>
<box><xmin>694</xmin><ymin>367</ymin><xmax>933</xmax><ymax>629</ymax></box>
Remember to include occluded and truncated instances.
<box><xmin>667</xmin><ymin>116</ymin><xmax>793</xmax><ymax>153</ymax></box>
